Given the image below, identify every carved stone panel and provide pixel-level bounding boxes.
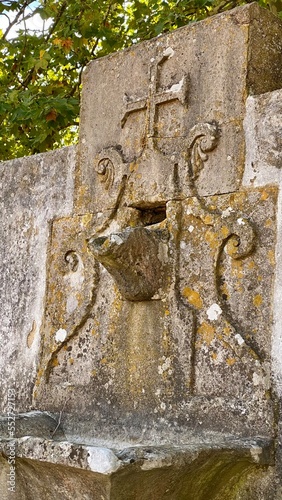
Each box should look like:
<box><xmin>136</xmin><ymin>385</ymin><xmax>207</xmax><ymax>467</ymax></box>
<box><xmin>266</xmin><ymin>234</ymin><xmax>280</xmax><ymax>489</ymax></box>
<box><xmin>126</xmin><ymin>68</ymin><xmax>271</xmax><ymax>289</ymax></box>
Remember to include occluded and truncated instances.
<box><xmin>35</xmin><ymin>184</ymin><xmax>277</xmax><ymax>443</ymax></box>
<box><xmin>76</xmin><ymin>3</ymin><xmax>282</xmax><ymax>214</ymax></box>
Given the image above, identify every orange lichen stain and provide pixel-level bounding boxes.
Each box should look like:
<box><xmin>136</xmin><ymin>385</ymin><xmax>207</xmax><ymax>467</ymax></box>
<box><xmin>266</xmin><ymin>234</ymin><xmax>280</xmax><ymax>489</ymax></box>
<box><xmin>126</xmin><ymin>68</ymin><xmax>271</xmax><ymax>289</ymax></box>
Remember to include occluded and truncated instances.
<box><xmin>208</xmin><ymin>203</ymin><xmax>217</xmax><ymax>211</ymax></box>
<box><xmin>220</xmin><ymin>282</ymin><xmax>230</xmax><ymax>300</ymax></box>
<box><xmin>226</xmin><ymin>358</ymin><xmax>236</xmax><ymax>366</ymax></box>
<box><xmin>268</xmin><ymin>250</ymin><xmax>275</xmax><ymax>266</ymax></box>
<box><xmin>221</xmin><ymin>226</ymin><xmax>230</xmax><ymax>238</ymax></box>
<box><xmin>264</xmin><ymin>219</ymin><xmax>273</xmax><ymax>228</ymax></box>
<box><xmin>35</xmin><ymin>368</ymin><xmax>44</xmax><ymax>386</ymax></box>
<box><xmin>260</xmin><ymin>190</ymin><xmax>269</xmax><ymax>201</ymax></box>
<box><xmin>233</xmin><ymin>191</ymin><xmax>247</xmax><ymax>208</ymax></box>
<box><xmin>205</xmin><ymin>230</ymin><xmax>218</xmax><ymax>249</ymax></box>
<box><xmin>223</xmin><ymin>324</ymin><xmax>232</xmax><ymax>337</ymax></box>
<box><xmin>197</xmin><ymin>322</ymin><xmax>215</xmax><ymax>345</ymax></box>
<box><xmin>231</xmin><ymin>259</ymin><xmax>243</xmax><ymax>279</ymax></box>
<box><xmin>182</xmin><ymin>287</ymin><xmax>203</xmax><ymax>309</ymax></box>
<box><xmin>203</xmin><ymin>214</ymin><xmax>214</xmax><ymax>225</ymax></box>
<box><xmin>51</xmin><ymin>357</ymin><xmax>59</xmax><ymax>367</ymax></box>
<box><xmin>129</xmin><ymin>162</ymin><xmax>137</xmax><ymax>172</ymax></box>
<box><xmin>81</xmin><ymin>213</ymin><xmax>92</xmax><ymax>227</ymax></box>
<box><xmin>253</xmin><ymin>294</ymin><xmax>263</xmax><ymax>307</ymax></box>
<box><xmin>69</xmin><ymin>358</ymin><xmax>74</xmax><ymax>365</ymax></box>
<box><xmin>27</xmin><ymin>320</ymin><xmax>36</xmax><ymax>348</ymax></box>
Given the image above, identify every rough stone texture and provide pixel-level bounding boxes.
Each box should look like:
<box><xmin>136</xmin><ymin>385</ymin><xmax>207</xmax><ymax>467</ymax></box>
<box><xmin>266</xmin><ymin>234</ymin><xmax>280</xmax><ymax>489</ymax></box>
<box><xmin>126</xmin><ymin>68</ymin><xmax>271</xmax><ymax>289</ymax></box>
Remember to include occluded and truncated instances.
<box><xmin>243</xmin><ymin>89</ymin><xmax>282</xmax><ymax>398</ymax></box>
<box><xmin>0</xmin><ymin>437</ymin><xmax>275</xmax><ymax>499</ymax></box>
<box><xmin>35</xmin><ymin>187</ymin><xmax>277</xmax><ymax>445</ymax></box>
<box><xmin>76</xmin><ymin>2</ymin><xmax>282</xmax><ymax>213</ymax></box>
<box><xmin>1</xmin><ymin>3</ymin><xmax>282</xmax><ymax>499</ymax></box>
<box><xmin>244</xmin><ymin>88</ymin><xmax>282</xmax><ymax>184</ymax></box>
<box><xmin>0</xmin><ymin>147</ymin><xmax>76</xmax><ymax>413</ymax></box>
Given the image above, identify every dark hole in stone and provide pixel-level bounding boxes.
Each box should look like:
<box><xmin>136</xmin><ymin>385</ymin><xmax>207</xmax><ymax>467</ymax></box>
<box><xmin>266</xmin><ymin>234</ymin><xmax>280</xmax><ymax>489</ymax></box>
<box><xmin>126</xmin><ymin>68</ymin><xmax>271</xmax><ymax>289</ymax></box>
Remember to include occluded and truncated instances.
<box><xmin>137</xmin><ymin>205</ymin><xmax>167</xmax><ymax>226</ymax></box>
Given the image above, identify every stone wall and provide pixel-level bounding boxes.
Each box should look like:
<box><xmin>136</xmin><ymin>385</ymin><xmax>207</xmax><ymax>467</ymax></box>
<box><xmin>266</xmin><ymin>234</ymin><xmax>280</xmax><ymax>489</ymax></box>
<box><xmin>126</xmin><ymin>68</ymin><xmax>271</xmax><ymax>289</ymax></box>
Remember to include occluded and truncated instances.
<box><xmin>1</xmin><ymin>4</ymin><xmax>282</xmax><ymax>499</ymax></box>
<box><xmin>0</xmin><ymin>147</ymin><xmax>76</xmax><ymax>413</ymax></box>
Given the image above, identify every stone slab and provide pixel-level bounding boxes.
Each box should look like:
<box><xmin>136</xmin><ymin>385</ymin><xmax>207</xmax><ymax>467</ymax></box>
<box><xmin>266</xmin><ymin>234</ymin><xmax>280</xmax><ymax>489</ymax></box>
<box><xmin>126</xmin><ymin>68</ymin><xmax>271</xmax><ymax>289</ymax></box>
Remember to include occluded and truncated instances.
<box><xmin>0</xmin><ymin>147</ymin><xmax>76</xmax><ymax>413</ymax></box>
<box><xmin>34</xmin><ymin>187</ymin><xmax>276</xmax><ymax>444</ymax></box>
<box><xmin>0</xmin><ymin>434</ymin><xmax>275</xmax><ymax>500</ymax></box>
<box><xmin>243</xmin><ymin>89</ymin><xmax>282</xmax><ymax>399</ymax></box>
<box><xmin>76</xmin><ymin>3</ymin><xmax>282</xmax><ymax>214</ymax></box>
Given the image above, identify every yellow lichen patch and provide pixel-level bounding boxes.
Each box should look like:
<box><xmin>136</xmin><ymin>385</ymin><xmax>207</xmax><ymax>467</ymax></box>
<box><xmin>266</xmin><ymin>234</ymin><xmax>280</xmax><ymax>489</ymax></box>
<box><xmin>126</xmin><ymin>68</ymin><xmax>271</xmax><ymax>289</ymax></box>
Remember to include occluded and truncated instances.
<box><xmin>51</xmin><ymin>357</ymin><xmax>59</xmax><ymax>367</ymax></box>
<box><xmin>220</xmin><ymin>282</ymin><xmax>230</xmax><ymax>300</ymax></box>
<box><xmin>223</xmin><ymin>323</ymin><xmax>232</xmax><ymax>337</ymax></box>
<box><xmin>129</xmin><ymin>162</ymin><xmax>137</xmax><ymax>172</ymax></box>
<box><xmin>91</xmin><ymin>369</ymin><xmax>97</xmax><ymax>377</ymax></box>
<box><xmin>264</xmin><ymin>219</ymin><xmax>273</xmax><ymax>228</ymax></box>
<box><xmin>231</xmin><ymin>259</ymin><xmax>243</xmax><ymax>279</ymax></box>
<box><xmin>267</xmin><ymin>249</ymin><xmax>275</xmax><ymax>266</ymax></box>
<box><xmin>204</xmin><ymin>230</ymin><xmax>219</xmax><ymax>249</ymax></box>
<box><xmin>69</xmin><ymin>358</ymin><xmax>74</xmax><ymax>365</ymax></box>
<box><xmin>226</xmin><ymin>357</ymin><xmax>236</xmax><ymax>366</ymax></box>
<box><xmin>211</xmin><ymin>352</ymin><xmax>217</xmax><ymax>361</ymax></box>
<box><xmin>164</xmin><ymin>309</ymin><xmax>170</xmax><ymax>316</ymax></box>
<box><xmin>260</xmin><ymin>190</ymin><xmax>269</xmax><ymax>201</ymax></box>
<box><xmin>100</xmin><ymin>357</ymin><xmax>108</xmax><ymax>365</ymax></box>
<box><xmin>203</xmin><ymin>214</ymin><xmax>214</xmax><ymax>225</ymax></box>
<box><xmin>248</xmin><ymin>260</ymin><xmax>255</xmax><ymax>270</ymax></box>
<box><xmin>81</xmin><ymin>213</ymin><xmax>92</xmax><ymax>227</ymax></box>
<box><xmin>197</xmin><ymin>322</ymin><xmax>215</xmax><ymax>345</ymax></box>
<box><xmin>182</xmin><ymin>287</ymin><xmax>203</xmax><ymax>309</ymax></box>
<box><xmin>253</xmin><ymin>294</ymin><xmax>263</xmax><ymax>307</ymax></box>
<box><xmin>220</xmin><ymin>226</ymin><xmax>230</xmax><ymax>238</ymax></box>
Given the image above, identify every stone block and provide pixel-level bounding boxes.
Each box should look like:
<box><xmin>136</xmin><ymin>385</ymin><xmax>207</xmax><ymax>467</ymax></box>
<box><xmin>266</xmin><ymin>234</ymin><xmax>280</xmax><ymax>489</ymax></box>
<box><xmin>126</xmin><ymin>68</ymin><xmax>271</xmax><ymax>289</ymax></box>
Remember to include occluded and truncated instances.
<box><xmin>76</xmin><ymin>3</ymin><xmax>282</xmax><ymax>214</ymax></box>
<box><xmin>0</xmin><ymin>147</ymin><xmax>76</xmax><ymax>413</ymax></box>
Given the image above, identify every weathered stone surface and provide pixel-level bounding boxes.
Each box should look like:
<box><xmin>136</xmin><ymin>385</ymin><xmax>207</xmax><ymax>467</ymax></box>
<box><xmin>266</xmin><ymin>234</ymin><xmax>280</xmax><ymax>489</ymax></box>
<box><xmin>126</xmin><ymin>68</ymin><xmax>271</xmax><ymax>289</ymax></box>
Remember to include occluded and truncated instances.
<box><xmin>0</xmin><ymin>412</ymin><xmax>65</xmax><ymax>441</ymax></box>
<box><xmin>243</xmin><ymin>89</ymin><xmax>282</xmax><ymax>397</ymax></box>
<box><xmin>0</xmin><ymin>436</ymin><xmax>275</xmax><ymax>499</ymax></box>
<box><xmin>34</xmin><ymin>186</ymin><xmax>276</xmax><ymax>446</ymax></box>
<box><xmin>0</xmin><ymin>147</ymin><xmax>76</xmax><ymax>413</ymax></box>
<box><xmin>76</xmin><ymin>2</ymin><xmax>282</xmax><ymax>214</ymax></box>
<box><xmin>244</xmin><ymin>89</ymin><xmax>282</xmax><ymax>185</ymax></box>
<box><xmin>1</xmin><ymin>4</ymin><xmax>282</xmax><ymax>499</ymax></box>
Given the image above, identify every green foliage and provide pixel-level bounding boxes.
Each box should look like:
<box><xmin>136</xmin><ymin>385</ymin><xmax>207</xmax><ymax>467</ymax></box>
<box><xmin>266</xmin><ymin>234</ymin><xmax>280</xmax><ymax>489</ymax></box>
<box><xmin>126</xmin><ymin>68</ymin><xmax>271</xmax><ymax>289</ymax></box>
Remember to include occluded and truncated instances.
<box><xmin>0</xmin><ymin>0</ymin><xmax>281</xmax><ymax>160</ymax></box>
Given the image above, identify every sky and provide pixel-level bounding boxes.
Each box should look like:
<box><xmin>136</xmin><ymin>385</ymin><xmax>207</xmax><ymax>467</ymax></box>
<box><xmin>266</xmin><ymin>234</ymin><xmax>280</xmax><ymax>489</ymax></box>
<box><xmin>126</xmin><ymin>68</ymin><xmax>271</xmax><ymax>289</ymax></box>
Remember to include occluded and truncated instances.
<box><xmin>0</xmin><ymin>1</ymin><xmax>51</xmax><ymax>39</ymax></box>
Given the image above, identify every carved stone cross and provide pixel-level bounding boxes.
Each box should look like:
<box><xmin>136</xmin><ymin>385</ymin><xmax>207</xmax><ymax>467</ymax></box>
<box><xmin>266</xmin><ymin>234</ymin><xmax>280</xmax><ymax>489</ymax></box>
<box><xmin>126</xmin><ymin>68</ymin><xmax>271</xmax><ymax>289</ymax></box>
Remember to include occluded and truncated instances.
<box><xmin>121</xmin><ymin>48</ymin><xmax>189</xmax><ymax>143</ymax></box>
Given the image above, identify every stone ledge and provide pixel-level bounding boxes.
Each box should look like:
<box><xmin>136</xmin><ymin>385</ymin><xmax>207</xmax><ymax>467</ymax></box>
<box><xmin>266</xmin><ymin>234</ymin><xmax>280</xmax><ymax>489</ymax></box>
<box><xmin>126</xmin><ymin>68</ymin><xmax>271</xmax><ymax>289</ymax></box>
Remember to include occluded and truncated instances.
<box><xmin>0</xmin><ymin>434</ymin><xmax>275</xmax><ymax>499</ymax></box>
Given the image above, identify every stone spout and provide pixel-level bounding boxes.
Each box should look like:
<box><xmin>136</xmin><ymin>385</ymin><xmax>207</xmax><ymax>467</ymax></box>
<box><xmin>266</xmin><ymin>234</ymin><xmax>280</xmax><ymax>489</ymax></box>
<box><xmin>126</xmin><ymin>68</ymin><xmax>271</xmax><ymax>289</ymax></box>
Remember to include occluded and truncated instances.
<box><xmin>88</xmin><ymin>226</ymin><xmax>169</xmax><ymax>301</ymax></box>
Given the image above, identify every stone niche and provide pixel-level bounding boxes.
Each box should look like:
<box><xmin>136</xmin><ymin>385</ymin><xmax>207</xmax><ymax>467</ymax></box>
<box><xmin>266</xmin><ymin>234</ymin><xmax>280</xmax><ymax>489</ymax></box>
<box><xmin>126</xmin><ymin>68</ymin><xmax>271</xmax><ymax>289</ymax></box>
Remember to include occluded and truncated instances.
<box><xmin>1</xmin><ymin>3</ymin><xmax>282</xmax><ymax>499</ymax></box>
